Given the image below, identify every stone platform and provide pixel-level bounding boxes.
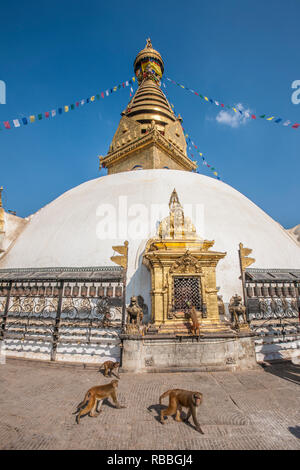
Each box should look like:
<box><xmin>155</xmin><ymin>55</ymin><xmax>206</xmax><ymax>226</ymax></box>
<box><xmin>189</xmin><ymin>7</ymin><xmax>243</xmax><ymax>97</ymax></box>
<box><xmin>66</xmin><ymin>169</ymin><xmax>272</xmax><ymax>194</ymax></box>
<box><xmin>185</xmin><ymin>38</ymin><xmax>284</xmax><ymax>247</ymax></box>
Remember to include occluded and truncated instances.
<box><xmin>120</xmin><ymin>331</ymin><xmax>258</xmax><ymax>372</ymax></box>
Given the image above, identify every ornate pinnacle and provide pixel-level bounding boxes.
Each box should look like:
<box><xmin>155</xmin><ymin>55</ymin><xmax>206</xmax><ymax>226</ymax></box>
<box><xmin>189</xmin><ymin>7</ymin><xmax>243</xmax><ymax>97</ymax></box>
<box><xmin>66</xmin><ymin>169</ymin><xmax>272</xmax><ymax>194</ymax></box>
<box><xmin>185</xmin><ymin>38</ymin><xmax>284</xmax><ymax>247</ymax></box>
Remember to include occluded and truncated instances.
<box><xmin>146</xmin><ymin>38</ymin><xmax>152</xmax><ymax>48</ymax></box>
<box><xmin>0</xmin><ymin>186</ymin><xmax>3</xmax><ymax>208</ymax></box>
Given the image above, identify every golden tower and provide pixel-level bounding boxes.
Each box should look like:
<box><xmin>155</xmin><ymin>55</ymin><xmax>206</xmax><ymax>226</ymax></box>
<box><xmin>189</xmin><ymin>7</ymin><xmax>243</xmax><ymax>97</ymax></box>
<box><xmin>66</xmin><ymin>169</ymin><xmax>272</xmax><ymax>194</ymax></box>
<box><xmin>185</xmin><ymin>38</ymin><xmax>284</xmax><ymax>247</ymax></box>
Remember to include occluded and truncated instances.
<box><xmin>100</xmin><ymin>39</ymin><xmax>197</xmax><ymax>174</ymax></box>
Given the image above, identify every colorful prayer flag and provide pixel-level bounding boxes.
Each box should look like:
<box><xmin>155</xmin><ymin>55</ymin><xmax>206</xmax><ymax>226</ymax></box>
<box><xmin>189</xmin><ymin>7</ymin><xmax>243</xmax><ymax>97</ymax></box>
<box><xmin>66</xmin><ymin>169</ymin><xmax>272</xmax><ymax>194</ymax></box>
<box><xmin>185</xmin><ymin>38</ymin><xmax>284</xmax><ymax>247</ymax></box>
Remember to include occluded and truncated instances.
<box><xmin>13</xmin><ymin>119</ymin><xmax>20</xmax><ymax>127</ymax></box>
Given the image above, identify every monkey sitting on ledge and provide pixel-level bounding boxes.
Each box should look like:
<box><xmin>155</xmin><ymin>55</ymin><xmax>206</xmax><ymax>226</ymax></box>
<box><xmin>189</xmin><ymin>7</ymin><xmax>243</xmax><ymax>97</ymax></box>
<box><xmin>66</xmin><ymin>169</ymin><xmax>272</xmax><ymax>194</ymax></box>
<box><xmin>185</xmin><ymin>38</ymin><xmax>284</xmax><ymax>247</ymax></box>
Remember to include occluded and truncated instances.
<box><xmin>189</xmin><ymin>305</ymin><xmax>200</xmax><ymax>336</ymax></box>
<box><xmin>74</xmin><ymin>379</ymin><xmax>126</xmax><ymax>424</ymax></box>
<box><xmin>159</xmin><ymin>388</ymin><xmax>204</xmax><ymax>434</ymax></box>
<box><xmin>99</xmin><ymin>360</ymin><xmax>120</xmax><ymax>379</ymax></box>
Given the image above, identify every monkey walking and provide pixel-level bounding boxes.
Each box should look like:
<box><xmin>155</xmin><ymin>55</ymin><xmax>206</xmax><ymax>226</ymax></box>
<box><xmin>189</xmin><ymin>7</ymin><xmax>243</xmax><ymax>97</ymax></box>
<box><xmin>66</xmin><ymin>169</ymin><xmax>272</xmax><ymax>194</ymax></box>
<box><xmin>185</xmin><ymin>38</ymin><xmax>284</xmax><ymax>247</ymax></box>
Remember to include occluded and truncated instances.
<box><xmin>159</xmin><ymin>389</ymin><xmax>204</xmax><ymax>434</ymax></box>
<box><xmin>74</xmin><ymin>379</ymin><xmax>126</xmax><ymax>424</ymax></box>
<box><xmin>99</xmin><ymin>360</ymin><xmax>120</xmax><ymax>378</ymax></box>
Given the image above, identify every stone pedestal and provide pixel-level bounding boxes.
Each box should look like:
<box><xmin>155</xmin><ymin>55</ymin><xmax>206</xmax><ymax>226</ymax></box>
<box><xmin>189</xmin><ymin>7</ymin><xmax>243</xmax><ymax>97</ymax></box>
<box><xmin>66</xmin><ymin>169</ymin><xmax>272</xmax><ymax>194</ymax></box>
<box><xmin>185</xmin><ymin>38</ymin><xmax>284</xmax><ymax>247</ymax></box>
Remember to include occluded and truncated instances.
<box><xmin>120</xmin><ymin>332</ymin><xmax>258</xmax><ymax>373</ymax></box>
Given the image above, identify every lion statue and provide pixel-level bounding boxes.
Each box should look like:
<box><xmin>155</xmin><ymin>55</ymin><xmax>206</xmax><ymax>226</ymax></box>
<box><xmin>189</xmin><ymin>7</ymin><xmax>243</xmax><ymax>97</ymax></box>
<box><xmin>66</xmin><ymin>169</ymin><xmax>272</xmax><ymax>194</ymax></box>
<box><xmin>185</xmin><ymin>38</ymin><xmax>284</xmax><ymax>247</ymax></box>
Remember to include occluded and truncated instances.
<box><xmin>228</xmin><ymin>294</ymin><xmax>247</xmax><ymax>329</ymax></box>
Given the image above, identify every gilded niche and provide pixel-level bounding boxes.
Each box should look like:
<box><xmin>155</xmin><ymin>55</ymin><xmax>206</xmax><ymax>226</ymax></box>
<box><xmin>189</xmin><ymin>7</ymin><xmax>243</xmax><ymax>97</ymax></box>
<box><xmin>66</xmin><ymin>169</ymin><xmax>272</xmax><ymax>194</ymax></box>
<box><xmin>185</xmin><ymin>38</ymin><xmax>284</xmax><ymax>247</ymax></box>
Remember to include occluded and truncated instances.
<box><xmin>143</xmin><ymin>189</ymin><xmax>230</xmax><ymax>333</ymax></box>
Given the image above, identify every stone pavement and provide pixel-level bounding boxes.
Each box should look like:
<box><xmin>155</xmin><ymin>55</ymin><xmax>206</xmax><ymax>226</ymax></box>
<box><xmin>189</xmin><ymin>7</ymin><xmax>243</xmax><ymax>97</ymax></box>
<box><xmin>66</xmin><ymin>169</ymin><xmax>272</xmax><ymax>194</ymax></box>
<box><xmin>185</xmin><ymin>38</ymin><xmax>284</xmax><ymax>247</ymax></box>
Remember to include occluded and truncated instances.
<box><xmin>0</xmin><ymin>358</ymin><xmax>299</xmax><ymax>450</ymax></box>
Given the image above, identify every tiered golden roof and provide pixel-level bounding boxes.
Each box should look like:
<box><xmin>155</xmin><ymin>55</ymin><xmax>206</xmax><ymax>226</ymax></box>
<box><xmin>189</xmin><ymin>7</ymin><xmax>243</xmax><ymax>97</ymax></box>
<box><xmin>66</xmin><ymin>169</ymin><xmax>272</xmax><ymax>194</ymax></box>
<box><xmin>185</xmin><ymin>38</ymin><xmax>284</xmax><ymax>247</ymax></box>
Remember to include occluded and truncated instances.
<box><xmin>124</xmin><ymin>78</ymin><xmax>176</xmax><ymax>131</ymax></box>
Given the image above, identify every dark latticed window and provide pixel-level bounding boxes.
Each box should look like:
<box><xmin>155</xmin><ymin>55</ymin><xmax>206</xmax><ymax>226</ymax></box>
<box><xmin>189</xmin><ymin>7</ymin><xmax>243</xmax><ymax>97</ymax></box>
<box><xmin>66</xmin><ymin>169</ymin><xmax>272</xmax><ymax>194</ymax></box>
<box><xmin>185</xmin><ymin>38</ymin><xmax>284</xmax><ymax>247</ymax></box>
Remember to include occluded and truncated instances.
<box><xmin>173</xmin><ymin>276</ymin><xmax>202</xmax><ymax>311</ymax></box>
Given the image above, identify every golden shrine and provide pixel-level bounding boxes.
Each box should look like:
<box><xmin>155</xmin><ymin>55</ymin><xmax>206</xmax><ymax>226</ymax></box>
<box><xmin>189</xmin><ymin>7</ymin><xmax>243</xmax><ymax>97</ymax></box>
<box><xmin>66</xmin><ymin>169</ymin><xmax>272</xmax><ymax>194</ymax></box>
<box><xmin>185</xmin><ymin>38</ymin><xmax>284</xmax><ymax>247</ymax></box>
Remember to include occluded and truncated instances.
<box><xmin>143</xmin><ymin>188</ymin><xmax>231</xmax><ymax>334</ymax></box>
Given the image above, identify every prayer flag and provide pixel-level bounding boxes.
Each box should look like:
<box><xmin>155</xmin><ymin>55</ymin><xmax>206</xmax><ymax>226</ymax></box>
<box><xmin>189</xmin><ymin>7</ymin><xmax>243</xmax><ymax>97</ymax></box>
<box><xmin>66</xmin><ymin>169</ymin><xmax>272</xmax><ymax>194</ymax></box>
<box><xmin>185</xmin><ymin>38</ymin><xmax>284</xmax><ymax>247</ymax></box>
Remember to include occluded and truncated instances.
<box><xmin>4</xmin><ymin>121</ymin><xmax>11</xmax><ymax>129</ymax></box>
<box><xmin>292</xmin><ymin>123</ymin><xmax>300</xmax><ymax>128</ymax></box>
<box><xmin>101</xmin><ymin>92</ymin><xmax>104</xmax><ymax>98</ymax></box>
<box><xmin>90</xmin><ymin>96</ymin><xmax>95</xmax><ymax>102</ymax></box>
<box><xmin>259</xmin><ymin>114</ymin><xmax>266</xmax><ymax>119</ymax></box>
<box><xmin>58</xmin><ymin>108</ymin><xmax>63</xmax><ymax>114</ymax></box>
<box><xmin>38</xmin><ymin>114</ymin><xmax>42</xmax><ymax>120</ymax></box>
<box><xmin>45</xmin><ymin>112</ymin><xmax>50</xmax><ymax>118</ymax></box>
<box><xmin>51</xmin><ymin>110</ymin><xmax>56</xmax><ymax>117</ymax></box>
<box><xmin>274</xmin><ymin>118</ymin><xmax>282</xmax><ymax>123</ymax></box>
<box><xmin>30</xmin><ymin>115</ymin><xmax>35</xmax><ymax>122</ymax></box>
<box><xmin>22</xmin><ymin>117</ymin><xmax>28</xmax><ymax>125</ymax></box>
<box><xmin>266</xmin><ymin>116</ymin><xmax>274</xmax><ymax>121</ymax></box>
<box><xmin>13</xmin><ymin>119</ymin><xmax>20</xmax><ymax>127</ymax></box>
<box><xmin>64</xmin><ymin>106</ymin><xmax>69</xmax><ymax>112</ymax></box>
<box><xmin>251</xmin><ymin>114</ymin><xmax>256</xmax><ymax>119</ymax></box>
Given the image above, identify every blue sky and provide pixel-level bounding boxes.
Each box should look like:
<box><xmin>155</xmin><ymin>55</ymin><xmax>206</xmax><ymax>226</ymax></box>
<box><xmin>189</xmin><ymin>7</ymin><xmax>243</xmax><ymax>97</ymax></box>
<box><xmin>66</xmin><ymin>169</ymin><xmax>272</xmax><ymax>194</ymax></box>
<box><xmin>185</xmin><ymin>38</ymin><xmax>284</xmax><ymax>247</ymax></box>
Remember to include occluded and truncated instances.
<box><xmin>0</xmin><ymin>0</ymin><xmax>299</xmax><ymax>228</ymax></box>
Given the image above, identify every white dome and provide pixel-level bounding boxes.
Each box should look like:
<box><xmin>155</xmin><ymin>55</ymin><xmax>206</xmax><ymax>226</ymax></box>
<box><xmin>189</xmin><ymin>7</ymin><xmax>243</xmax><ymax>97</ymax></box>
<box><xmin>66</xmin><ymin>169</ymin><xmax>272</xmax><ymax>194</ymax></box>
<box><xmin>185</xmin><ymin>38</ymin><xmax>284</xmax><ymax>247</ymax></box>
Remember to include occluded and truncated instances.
<box><xmin>0</xmin><ymin>170</ymin><xmax>299</xmax><ymax>306</ymax></box>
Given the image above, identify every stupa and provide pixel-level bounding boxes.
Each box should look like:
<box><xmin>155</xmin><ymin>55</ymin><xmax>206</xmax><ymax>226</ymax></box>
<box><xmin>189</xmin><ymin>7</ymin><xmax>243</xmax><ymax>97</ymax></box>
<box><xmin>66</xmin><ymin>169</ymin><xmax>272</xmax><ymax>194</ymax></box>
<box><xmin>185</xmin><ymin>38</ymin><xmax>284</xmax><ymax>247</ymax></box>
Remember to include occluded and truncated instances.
<box><xmin>0</xmin><ymin>40</ymin><xmax>299</xmax><ymax>370</ymax></box>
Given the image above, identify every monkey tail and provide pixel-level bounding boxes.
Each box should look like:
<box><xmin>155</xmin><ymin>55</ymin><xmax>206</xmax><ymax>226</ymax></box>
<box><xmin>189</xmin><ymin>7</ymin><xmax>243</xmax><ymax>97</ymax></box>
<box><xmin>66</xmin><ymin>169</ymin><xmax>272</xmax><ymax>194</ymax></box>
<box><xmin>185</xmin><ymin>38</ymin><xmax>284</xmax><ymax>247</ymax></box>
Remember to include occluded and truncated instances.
<box><xmin>159</xmin><ymin>390</ymin><xmax>172</xmax><ymax>405</ymax></box>
<box><xmin>73</xmin><ymin>391</ymin><xmax>91</xmax><ymax>414</ymax></box>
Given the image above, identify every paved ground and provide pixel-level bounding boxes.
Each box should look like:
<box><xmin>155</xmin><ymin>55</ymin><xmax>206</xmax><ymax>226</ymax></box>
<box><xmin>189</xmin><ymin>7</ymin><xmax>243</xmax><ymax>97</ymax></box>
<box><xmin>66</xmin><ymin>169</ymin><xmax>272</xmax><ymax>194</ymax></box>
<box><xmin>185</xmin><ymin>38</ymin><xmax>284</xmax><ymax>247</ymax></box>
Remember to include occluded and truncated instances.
<box><xmin>0</xmin><ymin>358</ymin><xmax>299</xmax><ymax>450</ymax></box>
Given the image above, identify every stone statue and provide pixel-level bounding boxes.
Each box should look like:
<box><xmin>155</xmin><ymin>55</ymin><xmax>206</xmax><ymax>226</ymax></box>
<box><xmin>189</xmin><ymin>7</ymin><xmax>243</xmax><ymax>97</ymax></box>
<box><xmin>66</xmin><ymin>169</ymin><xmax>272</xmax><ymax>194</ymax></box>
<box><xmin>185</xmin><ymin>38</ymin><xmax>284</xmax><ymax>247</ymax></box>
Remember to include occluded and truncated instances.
<box><xmin>126</xmin><ymin>296</ymin><xmax>143</xmax><ymax>326</ymax></box>
<box><xmin>228</xmin><ymin>295</ymin><xmax>248</xmax><ymax>329</ymax></box>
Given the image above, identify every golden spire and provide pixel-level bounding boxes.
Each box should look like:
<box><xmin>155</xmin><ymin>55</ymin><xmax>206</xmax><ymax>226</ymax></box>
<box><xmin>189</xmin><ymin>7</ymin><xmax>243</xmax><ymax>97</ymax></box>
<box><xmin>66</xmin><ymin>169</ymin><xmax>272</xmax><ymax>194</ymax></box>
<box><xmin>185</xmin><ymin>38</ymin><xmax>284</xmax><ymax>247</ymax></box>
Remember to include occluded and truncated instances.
<box><xmin>126</xmin><ymin>39</ymin><xmax>175</xmax><ymax>131</ymax></box>
<box><xmin>0</xmin><ymin>186</ymin><xmax>3</xmax><ymax>208</ymax></box>
<box><xmin>101</xmin><ymin>40</ymin><xmax>197</xmax><ymax>175</ymax></box>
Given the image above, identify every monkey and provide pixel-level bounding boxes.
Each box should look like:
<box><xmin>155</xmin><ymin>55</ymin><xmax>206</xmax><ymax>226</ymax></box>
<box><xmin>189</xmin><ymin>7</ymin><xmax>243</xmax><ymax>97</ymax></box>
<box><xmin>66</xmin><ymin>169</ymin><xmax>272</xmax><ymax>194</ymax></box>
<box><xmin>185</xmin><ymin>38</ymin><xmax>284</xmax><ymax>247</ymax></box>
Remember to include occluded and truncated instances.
<box><xmin>99</xmin><ymin>360</ymin><xmax>120</xmax><ymax>378</ymax></box>
<box><xmin>159</xmin><ymin>388</ymin><xmax>204</xmax><ymax>434</ymax></box>
<box><xmin>74</xmin><ymin>379</ymin><xmax>126</xmax><ymax>424</ymax></box>
<box><xmin>189</xmin><ymin>305</ymin><xmax>200</xmax><ymax>336</ymax></box>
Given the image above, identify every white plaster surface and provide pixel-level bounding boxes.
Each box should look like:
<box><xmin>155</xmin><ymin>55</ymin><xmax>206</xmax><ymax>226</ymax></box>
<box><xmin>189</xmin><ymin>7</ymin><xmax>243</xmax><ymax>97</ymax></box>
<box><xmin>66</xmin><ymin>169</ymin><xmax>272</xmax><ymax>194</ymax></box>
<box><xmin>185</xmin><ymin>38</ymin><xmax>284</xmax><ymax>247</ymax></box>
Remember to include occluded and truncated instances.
<box><xmin>0</xmin><ymin>170</ymin><xmax>299</xmax><ymax>305</ymax></box>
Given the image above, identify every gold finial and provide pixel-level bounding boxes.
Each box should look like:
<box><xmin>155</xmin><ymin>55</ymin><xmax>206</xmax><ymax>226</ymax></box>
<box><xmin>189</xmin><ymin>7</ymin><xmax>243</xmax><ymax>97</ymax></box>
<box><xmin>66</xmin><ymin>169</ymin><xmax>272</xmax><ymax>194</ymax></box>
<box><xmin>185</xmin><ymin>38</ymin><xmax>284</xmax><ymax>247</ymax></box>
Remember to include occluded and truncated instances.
<box><xmin>0</xmin><ymin>186</ymin><xmax>3</xmax><ymax>208</ymax></box>
<box><xmin>146</xmin><ymin>38</ymin><xmax>152</xmax><ymax>48</ymax></box>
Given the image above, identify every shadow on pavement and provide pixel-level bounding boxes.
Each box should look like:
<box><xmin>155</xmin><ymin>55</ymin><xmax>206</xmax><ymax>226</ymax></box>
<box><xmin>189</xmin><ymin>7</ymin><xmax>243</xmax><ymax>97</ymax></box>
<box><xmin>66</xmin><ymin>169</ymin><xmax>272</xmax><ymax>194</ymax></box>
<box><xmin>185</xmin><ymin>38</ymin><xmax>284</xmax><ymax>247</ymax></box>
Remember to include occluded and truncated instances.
<box><xmin>288</xmin><ymin>425</ymin><xmax>300</xmax><ymax>439</ymax></box>
<box><xmin>262</xmin><ymin>360</ymin><xmax>300</xmax><ymax>386</ymax></box>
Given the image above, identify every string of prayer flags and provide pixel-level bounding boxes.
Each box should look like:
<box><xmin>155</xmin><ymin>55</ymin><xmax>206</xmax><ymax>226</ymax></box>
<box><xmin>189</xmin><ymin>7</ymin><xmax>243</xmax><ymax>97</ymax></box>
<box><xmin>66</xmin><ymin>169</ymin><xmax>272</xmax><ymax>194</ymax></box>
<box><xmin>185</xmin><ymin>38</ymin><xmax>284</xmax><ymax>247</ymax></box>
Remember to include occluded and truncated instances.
<box><xmin>162</xmin><ymin>81</ymin><xmax>222</xmax><ymax>180</ymax></box>
<box><xmin>1</xmin><ymin>77</ymin><xmax>137</xmax><ymax>133</ymax></box>
<box><xmin>166</xmin><ymin>77</ymin><xmax>300</xmax><ymax>130</ymax></box>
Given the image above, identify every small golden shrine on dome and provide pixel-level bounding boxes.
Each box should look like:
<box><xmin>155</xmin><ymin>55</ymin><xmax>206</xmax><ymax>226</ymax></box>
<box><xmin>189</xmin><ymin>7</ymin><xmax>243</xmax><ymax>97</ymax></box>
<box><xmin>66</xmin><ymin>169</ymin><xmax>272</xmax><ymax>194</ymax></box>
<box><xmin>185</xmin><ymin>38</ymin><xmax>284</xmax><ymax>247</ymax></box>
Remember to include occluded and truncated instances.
<box><xmin>143</xmin><ymin>189</ymin><xmax>231</xmax><ymax>333</ymax></box>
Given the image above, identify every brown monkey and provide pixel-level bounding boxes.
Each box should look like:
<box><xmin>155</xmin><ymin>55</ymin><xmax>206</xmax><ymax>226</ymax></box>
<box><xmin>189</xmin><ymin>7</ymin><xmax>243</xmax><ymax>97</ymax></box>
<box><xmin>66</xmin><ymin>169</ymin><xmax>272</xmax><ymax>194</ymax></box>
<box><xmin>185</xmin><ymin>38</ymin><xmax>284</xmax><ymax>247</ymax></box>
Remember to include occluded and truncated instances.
<box><xmin>99</xmin><ymin>360</ymin><xmax>120</xmax><ymax>378</ymax></box>
<box><xmin>159</xmin><ymin>389</ymin><xmax>204</xmax><ymax>434</ymax></box>
<box><xmin>74</xmin><ymin>379</ymin><xmax>126</xmax><ymax>424</ymax></box>
<box><xmin>190</xmin><ymin>305</ymin><xmax>200</xmax><ymax>336</ymax></box>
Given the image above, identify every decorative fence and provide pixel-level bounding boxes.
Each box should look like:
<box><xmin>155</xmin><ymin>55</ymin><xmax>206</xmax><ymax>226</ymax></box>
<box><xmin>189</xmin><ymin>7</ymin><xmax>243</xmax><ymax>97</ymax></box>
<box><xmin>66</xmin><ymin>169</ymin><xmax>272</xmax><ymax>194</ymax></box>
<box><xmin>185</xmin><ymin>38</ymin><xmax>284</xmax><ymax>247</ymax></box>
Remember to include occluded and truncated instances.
<box><xmin>0</xmin><ymin>267</ymin><xmax>126</xmax><ymax>363</ymax></box>
<box><xmin>245</xmin><ymin>269</ymin><xmax>300</xmax><ymax>362</ymax></box>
